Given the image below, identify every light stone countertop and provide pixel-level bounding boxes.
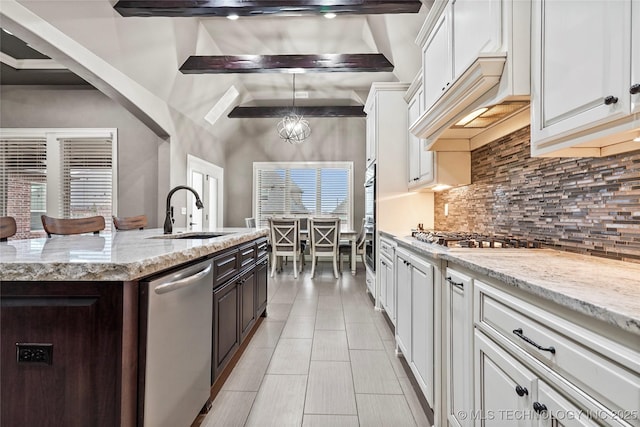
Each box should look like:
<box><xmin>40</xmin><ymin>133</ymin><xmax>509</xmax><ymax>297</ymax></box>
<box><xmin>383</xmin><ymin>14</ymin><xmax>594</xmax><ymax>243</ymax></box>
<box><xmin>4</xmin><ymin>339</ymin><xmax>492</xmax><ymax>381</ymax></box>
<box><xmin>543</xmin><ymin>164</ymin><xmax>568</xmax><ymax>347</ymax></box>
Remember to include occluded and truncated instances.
<box><xmin>0</xmin><ymin>227</ymin><xmax>268</xmax><ymax>282</ymax></box>
<box><xmin>379</xmin><ymin>230</ymin><xmax>640</xmax><ymax>336</ymax></box>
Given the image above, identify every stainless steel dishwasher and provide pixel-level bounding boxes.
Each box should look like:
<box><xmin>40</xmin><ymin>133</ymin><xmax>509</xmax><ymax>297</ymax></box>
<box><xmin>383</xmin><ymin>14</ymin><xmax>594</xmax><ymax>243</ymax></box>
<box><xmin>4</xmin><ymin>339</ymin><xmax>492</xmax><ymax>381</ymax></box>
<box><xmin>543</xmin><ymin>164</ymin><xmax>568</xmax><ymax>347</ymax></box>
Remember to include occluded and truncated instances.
<box><xmin>141</xmin><ymin>259</ymin><xmax>213</xmax><ymax>427</ymax></box>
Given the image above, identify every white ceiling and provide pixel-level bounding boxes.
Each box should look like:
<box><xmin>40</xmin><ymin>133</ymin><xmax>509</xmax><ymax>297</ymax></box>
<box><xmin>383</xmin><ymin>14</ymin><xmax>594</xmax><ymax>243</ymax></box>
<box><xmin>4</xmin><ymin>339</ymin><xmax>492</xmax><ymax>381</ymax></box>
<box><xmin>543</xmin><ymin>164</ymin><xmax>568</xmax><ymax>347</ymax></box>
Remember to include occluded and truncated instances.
<box><xmin>9</xmin><ymin>0</ymin><xmax>430</xmax><ymax>141</ymax></box>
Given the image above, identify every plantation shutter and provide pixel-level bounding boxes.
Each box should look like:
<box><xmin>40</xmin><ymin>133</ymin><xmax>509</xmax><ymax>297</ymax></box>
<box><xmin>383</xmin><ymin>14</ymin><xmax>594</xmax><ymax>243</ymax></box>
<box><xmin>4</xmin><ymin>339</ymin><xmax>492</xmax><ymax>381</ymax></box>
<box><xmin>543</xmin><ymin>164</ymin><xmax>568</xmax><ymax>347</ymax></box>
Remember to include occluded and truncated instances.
<box><xmin>254</xmin><ymin>162</ymin><xmax>352</xmax><ymax>229</ymax></box>
<box><xmin>59</xmin><ymin>138</ymin><xmax>113</xmax><ymax>221</ymax></box>
<box><xmin>0</xmin><ymin>138</ymin><xmax>47</xmax><ymax>218</ymax></box>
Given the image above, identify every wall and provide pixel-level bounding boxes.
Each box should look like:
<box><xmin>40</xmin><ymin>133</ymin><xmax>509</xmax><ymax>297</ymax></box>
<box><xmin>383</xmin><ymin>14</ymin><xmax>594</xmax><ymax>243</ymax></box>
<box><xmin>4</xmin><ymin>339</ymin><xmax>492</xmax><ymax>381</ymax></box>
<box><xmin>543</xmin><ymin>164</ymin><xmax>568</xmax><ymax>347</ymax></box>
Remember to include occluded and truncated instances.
<box><xmin>0</xmin><ymin>86</ymin><xmax>162</xmax><ymax>226</ymax></box>
<box><xmin>224</xmin><ymin>117</ymin><xmax>367</xmax><ymax>228</ymax></box>
<box><xmin>434</xmin><ymin>126</ymin><xmax>640</xmax><ymax>263</ymax></box>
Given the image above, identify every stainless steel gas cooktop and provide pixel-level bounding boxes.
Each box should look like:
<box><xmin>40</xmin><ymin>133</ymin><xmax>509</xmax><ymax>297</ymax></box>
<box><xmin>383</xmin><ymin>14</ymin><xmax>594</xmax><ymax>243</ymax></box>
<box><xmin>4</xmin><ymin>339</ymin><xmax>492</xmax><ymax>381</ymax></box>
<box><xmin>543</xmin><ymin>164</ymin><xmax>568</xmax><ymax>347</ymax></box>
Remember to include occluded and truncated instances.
<box><xmin>411</xmin><ymin>230</ymin><xmax>542</xmax><ymax>249</ymax></box>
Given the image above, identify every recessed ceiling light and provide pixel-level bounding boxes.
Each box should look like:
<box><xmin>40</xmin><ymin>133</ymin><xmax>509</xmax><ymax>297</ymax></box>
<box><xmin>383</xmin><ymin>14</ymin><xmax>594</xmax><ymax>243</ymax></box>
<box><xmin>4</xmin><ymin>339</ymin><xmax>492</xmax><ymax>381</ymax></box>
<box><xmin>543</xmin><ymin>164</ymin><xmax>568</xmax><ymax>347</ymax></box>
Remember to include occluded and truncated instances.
<box><xmin>324</xmin><ymin>12</ymin><xmax>337</xmax><ymax>19</ymax></box>
<box><xmin>227</xmin><ymin>13</ymin><xmax>239</xmax><ymax>20</ymax></box>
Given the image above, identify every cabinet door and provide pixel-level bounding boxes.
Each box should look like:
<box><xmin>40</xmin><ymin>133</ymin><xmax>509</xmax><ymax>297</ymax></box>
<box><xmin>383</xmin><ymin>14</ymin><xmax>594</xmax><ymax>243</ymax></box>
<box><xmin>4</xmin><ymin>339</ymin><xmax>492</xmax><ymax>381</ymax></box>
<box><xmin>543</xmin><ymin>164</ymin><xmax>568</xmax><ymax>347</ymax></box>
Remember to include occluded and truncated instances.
<box><xmin>213</xmin><ymin>279</ymin><xmax>239</xmax><ymax>381</ymax></box>
<box><xmin>255</xmin><ymin>258</ymin><xmax>268</xmax><ymax>317</ymax></box>
<box><xmin>395</xmin><ymin>250</ymin><xmax>412</xmax><ymax>358</ymax></box>
<box><xmin>536</xmin><ymin>382</ymin><xmax>600</xmax><ymax>427</ymax></box>
<box><xmin>239</xmin><ymin>270</ymin><xmax>256</xmax><ymax>342</ymax></box>
<box><xmin>632</xmin><ymin>0</ymin><xmax>640</xmax><ymax>114</ymax></box>
<box><xmin>475</xmin><ymin>331</ymin><xmax>537</xmax><ymax>427</ymax></box>
<box><xmin>445</xmin><ymin>269</ymin><xmax>473</xmax><ymax>427</ymax></box>
<box><xmin>423</xmin><ymin>9</ymin><xmax>453</xmax><ymax>112</ymax></box>
<box><xmin>379</xmin><ymin>256</ymin><xmax>388</xmax><ymax>309</ymax></box>
<box><xmin>411</xmin><ymin>256</ymin><xmax>434</xmax><ymax>406</ymax></box>
<box><xmin>532</xmin><ymin>0</ymin><xmax>631</xmax><ymax>144</ymax></box>
<box><xmin>384</xmin><ymin>258</ymin><xmax>395</xmax><ymax>325</ymax></box>
<box><xmin>408</xmin><ymin>92</ymin><xmax>421</xmax><ymax>184</ymax></box>
<box><xmin>366</xmin><ymin>96</ymin><xmax>377</xmax><ymax>165</ymax></box>
<box><xmin>419</xmin><ymin>141</ymin><xmax>434</xmax><ymax>184</ymax></box>
<box><xmin>452</xmin><ymin>0</ymin><xmax>501</xmax><ymax>78</ymax></box>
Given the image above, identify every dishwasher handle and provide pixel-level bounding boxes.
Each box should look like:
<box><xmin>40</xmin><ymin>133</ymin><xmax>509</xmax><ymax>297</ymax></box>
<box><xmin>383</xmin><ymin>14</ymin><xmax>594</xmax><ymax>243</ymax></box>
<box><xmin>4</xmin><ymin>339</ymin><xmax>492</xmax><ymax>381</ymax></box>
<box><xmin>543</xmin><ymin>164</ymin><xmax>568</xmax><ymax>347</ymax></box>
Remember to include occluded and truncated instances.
<box><xmin>154</xmin><ymin>263</ymin><xmax>212</xmax><ymax>295</ymax></box>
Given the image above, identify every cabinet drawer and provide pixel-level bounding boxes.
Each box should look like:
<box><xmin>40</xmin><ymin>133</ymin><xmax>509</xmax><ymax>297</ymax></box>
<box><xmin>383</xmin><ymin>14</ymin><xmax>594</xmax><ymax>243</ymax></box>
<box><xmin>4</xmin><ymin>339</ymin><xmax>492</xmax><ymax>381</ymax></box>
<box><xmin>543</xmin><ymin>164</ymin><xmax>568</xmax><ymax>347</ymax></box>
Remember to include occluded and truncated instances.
<box><xmin>238</xmin><ymin>241</ymin><xmax>256</xmax><ymax>271</ymax></box>
<box><xmin>256</xmin><ymin>237</ymin><xmax>268</xmax><ymax>261</ymax></box>
<box><xmin>379</xmin><ymin>237</ymin><xmax>395</xmax><ymax>259</ymax></box>
<box><xmin>475</xmin><ymin>280</ymin><xmax>640</xmax><ymax>420</ymax></box>
<box><xmin>212</xmin><ymin>248</ymin><xmax>239</xmax><ymax>288</ymax></box>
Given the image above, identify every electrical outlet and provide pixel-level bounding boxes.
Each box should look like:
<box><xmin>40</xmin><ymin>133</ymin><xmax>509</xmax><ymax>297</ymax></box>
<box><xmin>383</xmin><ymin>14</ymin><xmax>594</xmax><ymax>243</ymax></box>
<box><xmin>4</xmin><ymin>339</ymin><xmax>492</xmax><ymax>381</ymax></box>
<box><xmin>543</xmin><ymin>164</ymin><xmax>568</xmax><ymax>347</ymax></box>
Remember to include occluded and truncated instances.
<box><xmin>181</xmin><ymin>207</ymin><xmax>187</xmax><ymax>215</ymax></box>
<box><xmin>16</xmin><ymin>343</ymin><xmax>53</xmax><ymax>365</ymax></box>
<box><xmin>444</xmin><ymin>203</ymin><xmax>449</xmax><ymax>217</ymax></box>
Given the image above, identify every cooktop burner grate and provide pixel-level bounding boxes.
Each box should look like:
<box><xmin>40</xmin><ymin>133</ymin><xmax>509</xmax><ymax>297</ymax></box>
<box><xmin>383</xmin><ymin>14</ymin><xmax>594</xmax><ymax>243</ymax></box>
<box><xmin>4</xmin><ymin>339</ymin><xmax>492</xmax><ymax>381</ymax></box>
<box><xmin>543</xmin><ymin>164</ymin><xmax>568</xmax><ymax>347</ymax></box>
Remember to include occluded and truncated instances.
<box><xmin>411</xmin><ymin>231</ymin><xmax>542</xmax><ymax>249</ymax></box>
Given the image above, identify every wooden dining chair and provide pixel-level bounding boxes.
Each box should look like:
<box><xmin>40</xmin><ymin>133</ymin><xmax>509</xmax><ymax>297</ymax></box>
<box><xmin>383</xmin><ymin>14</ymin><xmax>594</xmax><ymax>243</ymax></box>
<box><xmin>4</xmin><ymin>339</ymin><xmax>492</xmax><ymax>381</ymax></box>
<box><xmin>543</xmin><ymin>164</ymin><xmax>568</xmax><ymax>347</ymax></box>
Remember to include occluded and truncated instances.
<box><xmin>268</xmin><ymin>217</ymin><xmax>303</xmax><ymax>279</ymax></box>
<box><xmin>0</xmin><ymin>216</ymin><xmax>17</xmax><ymax>242</ymax></box>
<box><xmin>41</xmin><ymin>215</ymin><xmax>105</xmax><ymax>237</ymax></box>
<box><xmin>309</xmin><ymin>217</ymin><xmax>341</xmax><ymax>279</ymax></box>
<box><xmin>113</xmin><ymin>214</ymin><xmax>148</xmax><ymax>230</ymax></box>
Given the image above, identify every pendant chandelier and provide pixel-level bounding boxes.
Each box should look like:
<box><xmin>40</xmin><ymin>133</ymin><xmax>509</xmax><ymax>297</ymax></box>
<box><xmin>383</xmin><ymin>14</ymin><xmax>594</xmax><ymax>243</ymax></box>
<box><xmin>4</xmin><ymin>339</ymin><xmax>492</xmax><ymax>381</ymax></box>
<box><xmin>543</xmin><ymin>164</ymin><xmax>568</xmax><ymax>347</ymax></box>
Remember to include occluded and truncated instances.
<box><xmin>277</xmin><ymin>74</ymin><xmax>311</xmax><ymax>144</ymax></box>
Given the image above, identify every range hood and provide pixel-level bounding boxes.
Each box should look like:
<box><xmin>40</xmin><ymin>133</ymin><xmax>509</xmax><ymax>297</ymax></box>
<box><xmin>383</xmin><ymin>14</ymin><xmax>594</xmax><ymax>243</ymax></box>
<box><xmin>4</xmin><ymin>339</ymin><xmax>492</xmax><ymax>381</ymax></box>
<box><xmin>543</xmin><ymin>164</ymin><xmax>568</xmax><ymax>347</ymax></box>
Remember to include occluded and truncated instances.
<box><xmin>410</xmin><ymin>53</ymin><xmax>530</xmax><ymax>152</ymax></box>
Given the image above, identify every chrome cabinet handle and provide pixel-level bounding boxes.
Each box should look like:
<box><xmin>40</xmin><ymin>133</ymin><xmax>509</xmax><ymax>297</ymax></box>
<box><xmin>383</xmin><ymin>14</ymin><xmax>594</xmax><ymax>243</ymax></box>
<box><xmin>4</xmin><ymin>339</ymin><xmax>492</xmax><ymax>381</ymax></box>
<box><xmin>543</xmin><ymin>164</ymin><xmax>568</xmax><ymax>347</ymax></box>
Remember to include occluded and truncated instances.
<box><xmin>154</xmin><ymin>264</ymin><xmax>212</xmax><ymax>295</ymax></box>
<box><xmin>512</xmin><ymin>328</ymin><xmax>556</xmax><ymax>354</ymax></box>
<box><xmin>446</xmin><ymin>276</ymin><xmax>464</xmax><ymax>290</ymax></box>
<box><xmin>604</xmin><ymin>95</ymin><xmax>619</xmax><ymax>105</ymax></box>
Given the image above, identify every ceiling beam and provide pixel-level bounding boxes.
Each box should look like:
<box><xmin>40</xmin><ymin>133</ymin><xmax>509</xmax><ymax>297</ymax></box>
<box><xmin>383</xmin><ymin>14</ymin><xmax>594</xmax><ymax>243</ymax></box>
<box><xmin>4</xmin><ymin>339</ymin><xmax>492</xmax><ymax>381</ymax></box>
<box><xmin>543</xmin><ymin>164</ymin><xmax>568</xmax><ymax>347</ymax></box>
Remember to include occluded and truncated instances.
<box><xmin>114</xmin><ymin>1</ymin><xmax>422</xmax><ymax>17</ymax></box>
<box><xmin>228</xmin><ymin>106</ymin><xmax>366</xmax><ymax>118</ymax></box>
<box><xmin>180</xmin><ymin>53</ymin><xmax>393</xmax><ymax>74</ymax></box>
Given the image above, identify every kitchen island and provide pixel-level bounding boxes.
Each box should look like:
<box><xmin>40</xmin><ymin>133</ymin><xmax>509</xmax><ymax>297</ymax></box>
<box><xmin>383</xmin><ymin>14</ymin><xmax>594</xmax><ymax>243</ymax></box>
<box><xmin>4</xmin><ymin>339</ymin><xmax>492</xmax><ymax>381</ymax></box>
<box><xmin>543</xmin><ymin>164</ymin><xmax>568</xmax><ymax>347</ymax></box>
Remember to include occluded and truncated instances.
<box><xmin>0</xmin><ymin>227</ymin><xmax>269</xmax><ymax>427</ymax></box>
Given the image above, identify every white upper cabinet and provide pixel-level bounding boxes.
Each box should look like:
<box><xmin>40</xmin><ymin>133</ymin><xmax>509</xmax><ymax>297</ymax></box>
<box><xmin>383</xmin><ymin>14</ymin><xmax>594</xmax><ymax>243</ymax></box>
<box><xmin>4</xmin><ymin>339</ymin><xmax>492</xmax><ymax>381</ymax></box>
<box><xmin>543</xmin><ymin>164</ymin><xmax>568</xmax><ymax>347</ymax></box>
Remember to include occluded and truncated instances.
<box><xmin>406</xmin><ymin>71</ymin><xmax>470</xmax><ymax>191</ymax></box>
<box><xmin>452</xmin><ymin>0</ymin><xmax>502</xmax><ymax>78</ymax></box>
<box><xmin>531</xmin><ymin>0</ymin><xmax>639</xmax><ymax>157</ymax></box>
<box><xmin>423</xmin><ymin>9</ymin><xmax>453</xmax><ymax>113</ymax></box>
<box><xmin>412</xmin><ymin>0</ymin><xmax>531</xmax><ymax>152</ymax></box>
<box><xmin>365</xmin><ymin>93</ymin><xmax>377</xmax><ymax>166</ymax></box>
<box><xmin>634</xmin><ymin>0</ymin><xmax>640</xmax><ymax>115</ymax></box>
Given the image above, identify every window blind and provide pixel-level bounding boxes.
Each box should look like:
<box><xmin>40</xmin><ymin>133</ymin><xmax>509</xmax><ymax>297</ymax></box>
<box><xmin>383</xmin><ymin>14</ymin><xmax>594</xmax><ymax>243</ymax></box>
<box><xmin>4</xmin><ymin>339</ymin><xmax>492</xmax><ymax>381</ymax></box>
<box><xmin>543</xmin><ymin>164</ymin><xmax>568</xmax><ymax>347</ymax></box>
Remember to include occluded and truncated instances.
<box><xmin>254</xmin><ymin>162</ymin><xmax>352</xmax><ymax>229</ymax></box>
<box><xmin>59</xmin><ymin>138</ymin><xmax>113</xmax><ymax>221</ymax></box>
<box><xmin>0</xmin><ymin>138</ymin><xmax>47</xmax><ymax>217</ymax></box>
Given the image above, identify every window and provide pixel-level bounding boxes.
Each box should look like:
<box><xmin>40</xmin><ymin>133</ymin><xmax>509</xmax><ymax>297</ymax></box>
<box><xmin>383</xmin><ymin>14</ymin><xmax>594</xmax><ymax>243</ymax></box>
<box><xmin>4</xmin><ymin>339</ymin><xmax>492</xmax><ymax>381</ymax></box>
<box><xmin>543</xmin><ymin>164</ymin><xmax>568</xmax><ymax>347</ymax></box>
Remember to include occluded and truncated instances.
<box><xmin>60</xmin><ymin>138</ymin><xmax>113</xmax><ymax>220</ymax></box>
<box><xmin>254</xmin><ymin>162</ymin><xmax>353</xmax><ymax>229</ymax></box>
<box><xmin>0</xmin><ymin>129</ymin><xmax>117</xmax><ymax>238</ymax></box>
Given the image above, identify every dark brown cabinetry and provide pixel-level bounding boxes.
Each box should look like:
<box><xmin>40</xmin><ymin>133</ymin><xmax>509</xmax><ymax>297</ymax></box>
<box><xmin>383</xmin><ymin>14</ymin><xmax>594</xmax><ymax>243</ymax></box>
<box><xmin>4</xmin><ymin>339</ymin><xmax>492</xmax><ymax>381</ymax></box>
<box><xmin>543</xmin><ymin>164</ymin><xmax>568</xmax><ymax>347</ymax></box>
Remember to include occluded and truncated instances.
<box><xmin>212</xmin><ymin>278</ymin><xmax>240</xmax><ymax>381</ymax></box>
<box><xmin>211</xmin><ymin>237</ymin><xmax>268</xmax><ymax>384</ymax></box>
<box><xmin>239</xmin><ymin>268</ymin><xmax>256</xmax><ymax>341</ymax></box>
<box><xmin>0</xmin><ymin>281</ymin><xmax>138</xmax><ymax>427</ymax></box>
<box><xmin>255</xmin><ymin>258</ymin><xmax>268</xmax><ymax>316</ymax></box>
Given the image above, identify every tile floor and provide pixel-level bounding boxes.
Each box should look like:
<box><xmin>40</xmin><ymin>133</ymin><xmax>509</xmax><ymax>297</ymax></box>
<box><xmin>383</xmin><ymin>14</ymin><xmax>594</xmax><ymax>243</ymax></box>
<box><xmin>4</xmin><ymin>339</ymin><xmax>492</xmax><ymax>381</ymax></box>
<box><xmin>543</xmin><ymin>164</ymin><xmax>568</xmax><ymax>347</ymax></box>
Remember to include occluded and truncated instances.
<box><xmin>199</xmin><ymin>262</ymin><xmax>431</xmax><ymax>427</ymax></box>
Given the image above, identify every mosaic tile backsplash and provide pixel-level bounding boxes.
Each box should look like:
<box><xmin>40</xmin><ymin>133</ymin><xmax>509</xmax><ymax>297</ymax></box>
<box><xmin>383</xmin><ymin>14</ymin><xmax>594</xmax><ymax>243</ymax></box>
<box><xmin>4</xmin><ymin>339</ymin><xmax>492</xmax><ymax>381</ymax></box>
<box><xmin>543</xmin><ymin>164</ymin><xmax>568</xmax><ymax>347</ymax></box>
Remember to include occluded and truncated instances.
<box><xmin>434</xmin><ymin>126</ymin><xmax>640</xmax><ymax>263</ymax></box>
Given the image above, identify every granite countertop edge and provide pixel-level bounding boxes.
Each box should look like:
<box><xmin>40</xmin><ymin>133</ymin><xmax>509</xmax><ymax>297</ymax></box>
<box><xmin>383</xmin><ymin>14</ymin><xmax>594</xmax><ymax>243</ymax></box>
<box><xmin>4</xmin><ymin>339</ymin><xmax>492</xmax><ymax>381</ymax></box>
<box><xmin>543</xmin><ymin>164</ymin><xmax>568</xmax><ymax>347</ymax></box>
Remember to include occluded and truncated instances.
<box><xmin>381</xmin><ymin>230</ymin><xmax>640</xmax><ymax>337</ymax></box>
<box><xmin>0</xmin><ymin>228</ymin><xmax>269</xmax><ymax>282</ymax></box>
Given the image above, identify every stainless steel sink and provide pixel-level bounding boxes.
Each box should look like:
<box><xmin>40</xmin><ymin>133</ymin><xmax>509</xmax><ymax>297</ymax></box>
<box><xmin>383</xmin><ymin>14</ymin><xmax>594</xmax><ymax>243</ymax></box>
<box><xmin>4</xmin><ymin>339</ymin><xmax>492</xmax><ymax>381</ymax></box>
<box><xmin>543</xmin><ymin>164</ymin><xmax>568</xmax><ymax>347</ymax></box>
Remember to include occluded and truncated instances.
<box><xmin>149</xmin><ymin>232</ymin><xmax>228</xmax><ymax>240</ymax></box>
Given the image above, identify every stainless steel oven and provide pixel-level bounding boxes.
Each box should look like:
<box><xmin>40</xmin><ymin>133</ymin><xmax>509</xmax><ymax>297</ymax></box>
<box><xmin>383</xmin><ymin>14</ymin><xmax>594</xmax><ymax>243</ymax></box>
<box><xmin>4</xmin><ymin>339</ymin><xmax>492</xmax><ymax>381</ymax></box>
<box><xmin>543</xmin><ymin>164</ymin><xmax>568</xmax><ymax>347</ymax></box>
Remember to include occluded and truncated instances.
<box><xmin>364</xmin><ymin>163</ymin><xmax>375</xmax><ymax>272</ymax></box>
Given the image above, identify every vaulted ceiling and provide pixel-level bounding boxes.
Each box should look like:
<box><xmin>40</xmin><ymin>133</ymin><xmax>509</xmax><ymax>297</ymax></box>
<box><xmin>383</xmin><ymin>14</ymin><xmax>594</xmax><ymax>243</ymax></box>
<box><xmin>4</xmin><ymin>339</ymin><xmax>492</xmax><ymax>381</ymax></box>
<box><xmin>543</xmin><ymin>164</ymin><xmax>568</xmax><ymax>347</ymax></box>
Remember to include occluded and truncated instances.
<box><xmin>1</xmin><ymin>0</ymin><xmax>430</xmax><ymax>143</ymax></box>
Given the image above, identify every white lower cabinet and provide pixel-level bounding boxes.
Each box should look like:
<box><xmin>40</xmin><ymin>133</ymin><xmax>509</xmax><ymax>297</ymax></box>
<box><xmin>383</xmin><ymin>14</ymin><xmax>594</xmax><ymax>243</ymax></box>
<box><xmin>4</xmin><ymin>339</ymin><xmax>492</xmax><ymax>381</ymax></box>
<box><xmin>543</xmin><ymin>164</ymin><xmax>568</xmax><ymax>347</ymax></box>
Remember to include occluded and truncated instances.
<box><xmin>395</xmin><ymin>247</ymin><xmax>436</xmax><ymax>407</ymax></box>
<box><xmin>444</xmin><ymin>268</ymin><xmax>473</xmax><ymax>427</ymax></box>
<box><xmin>379</xmin><ymin>236</ymin><xmax>396</xmax><ymax>325</ymax></box>
<box><xmin>471</xmin><ymin>276</ymin><xmax>640</xmax><ymax>427</ymax></box>
<box><xmin>412</xmin><ymin>255</ymin><xmax>434</xmax><ymax>405</ymax></box>
<box><xmin>395</xmin><ymin>248</ymin><xmax>413</xmax><ymax>360</ymax></box>
<box><xmin>475</xmin><ymin>331</ymin><xmax>537</xmax><ymax>427</ymax></box>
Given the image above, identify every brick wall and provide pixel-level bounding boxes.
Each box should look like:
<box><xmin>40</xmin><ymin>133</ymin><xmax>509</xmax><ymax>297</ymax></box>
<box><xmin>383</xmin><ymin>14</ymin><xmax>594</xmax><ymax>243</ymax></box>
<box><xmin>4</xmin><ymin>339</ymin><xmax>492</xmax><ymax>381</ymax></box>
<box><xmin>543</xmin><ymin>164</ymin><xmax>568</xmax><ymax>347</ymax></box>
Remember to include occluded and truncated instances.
<box><xmin>6</xmin><ymin>178</ymin><xmax>46</xmax><ymax>240</ymax></box>
<box><xmin>434</xmin><ymin>126</ymin><xmax>640</xmax><ymax>263</ymax></box>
